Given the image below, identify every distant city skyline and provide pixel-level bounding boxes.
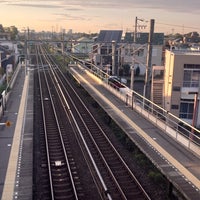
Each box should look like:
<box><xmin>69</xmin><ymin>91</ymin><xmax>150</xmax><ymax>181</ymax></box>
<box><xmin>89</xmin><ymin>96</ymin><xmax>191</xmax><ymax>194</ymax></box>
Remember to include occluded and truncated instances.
<box><xmin>1</xmin><ymin>0</ymin><xmax>200</xmax><ymax>34</ymax></box>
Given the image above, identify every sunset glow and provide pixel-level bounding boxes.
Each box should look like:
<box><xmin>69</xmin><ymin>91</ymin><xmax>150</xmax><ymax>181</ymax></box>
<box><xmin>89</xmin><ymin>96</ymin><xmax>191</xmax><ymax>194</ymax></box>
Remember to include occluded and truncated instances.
<box><xmin>0</xmin><ymin>0</ymin><xmax>200</xmax><ymax>33</ymax></box>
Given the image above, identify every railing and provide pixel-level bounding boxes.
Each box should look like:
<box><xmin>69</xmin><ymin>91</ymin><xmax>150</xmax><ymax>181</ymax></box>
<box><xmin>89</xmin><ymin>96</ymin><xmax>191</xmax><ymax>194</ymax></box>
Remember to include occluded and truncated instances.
<box><xmin>183</xmin><ymin>81</ymin><xmax>199</xmax><ymax>87</ymax></box>
<box><xmin>0</xmin><ymin>63</ymin><xmax>22</xmax><ymax>119</ymax></box>
<box><xmin>84</xmin><ymin>64</ymin><xmax>200</xmax><ymax>157</ymax></box>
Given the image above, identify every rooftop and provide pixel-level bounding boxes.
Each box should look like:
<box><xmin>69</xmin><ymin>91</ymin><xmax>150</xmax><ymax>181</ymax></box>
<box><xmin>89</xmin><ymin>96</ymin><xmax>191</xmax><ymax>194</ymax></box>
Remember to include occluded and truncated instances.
<box><xmin>96</xmin><ymin>30</ymin><xmax>123</xmax><ymax>43</ymax></box>
<box><xmin>168</xmin><ymin>49</ymin><xmax>200</xmax><ymax>56</ymax></box>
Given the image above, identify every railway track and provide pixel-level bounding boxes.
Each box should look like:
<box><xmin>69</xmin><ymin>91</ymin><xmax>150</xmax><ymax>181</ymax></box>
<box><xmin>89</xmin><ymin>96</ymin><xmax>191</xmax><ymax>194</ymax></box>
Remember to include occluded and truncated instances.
<box><xmin>33</xmin><ymin>43</ymin><xmax>152</xmax><ymax>199</ymax></box>
<box><xmin>35</xmin><ymin>46</ymin><xmax>85</xmax><ymax>199</ymax></box>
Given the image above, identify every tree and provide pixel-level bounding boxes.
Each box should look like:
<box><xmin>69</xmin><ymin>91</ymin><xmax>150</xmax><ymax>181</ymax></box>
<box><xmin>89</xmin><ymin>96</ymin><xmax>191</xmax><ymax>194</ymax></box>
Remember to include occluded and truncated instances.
<box><xmin>0</xmin><ymin>24</ymin><xmax>5</xmax><ymax>33</ymax></box>
<box><xmin>5</xmin><ymin>26</ymin><xmax>19</xmax><ymax>40</ymax></box>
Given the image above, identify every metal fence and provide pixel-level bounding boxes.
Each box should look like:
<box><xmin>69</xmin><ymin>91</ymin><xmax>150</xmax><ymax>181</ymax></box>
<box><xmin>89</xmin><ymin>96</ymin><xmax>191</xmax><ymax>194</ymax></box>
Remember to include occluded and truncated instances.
<box><xmin>85</xmin><ymin>64</ymin><xmax>200</xmax><ymax>157</ymax></box>
<box><xmin>0</xmin><ymin>63</ymin><xmax>21</xmax><ymax>119</ymax></box>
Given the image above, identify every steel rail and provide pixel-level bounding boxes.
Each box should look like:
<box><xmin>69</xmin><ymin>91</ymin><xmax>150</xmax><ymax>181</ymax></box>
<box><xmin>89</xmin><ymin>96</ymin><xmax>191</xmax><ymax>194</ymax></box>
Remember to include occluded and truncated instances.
<box><xmin>36</xmin><ymin>45</ymin><xmax>79</xmax><ymax>200</ymax></box>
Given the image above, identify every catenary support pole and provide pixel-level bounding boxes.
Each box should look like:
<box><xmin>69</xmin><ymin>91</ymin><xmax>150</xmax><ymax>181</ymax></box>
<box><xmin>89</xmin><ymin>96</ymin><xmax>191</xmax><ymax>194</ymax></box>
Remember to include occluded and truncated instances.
<box><xmin>144</xmin><ymin>19</ymin><xmax>155</xmax><ymax>100</ymax></box>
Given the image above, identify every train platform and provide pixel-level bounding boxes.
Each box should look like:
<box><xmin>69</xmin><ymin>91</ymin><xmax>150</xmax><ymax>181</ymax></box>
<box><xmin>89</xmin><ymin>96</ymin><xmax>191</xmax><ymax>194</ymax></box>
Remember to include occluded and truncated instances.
<box><xmin>69</xmin><ymin>64</ymin><xmax>200</xmax><ymax>200</ymax></box>
<box><xmin>0</xmin><ymin>65</ymin><xmax>33</xmax><ymax>200</ymax></box>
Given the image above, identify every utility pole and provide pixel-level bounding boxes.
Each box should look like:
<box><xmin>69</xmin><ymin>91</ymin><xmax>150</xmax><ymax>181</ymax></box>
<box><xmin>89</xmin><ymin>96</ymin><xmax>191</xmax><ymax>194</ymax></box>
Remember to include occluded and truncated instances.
<box><xmin>25</xmin><ymin>27</ymin><xmax>29</xmax><ymax>76</ymax></box>
<box><xmin>130</xmin><ymin>62</ymin><xmax>134</xmax><ymax>90</ymax></box>
<box><xmin>0</xmin><ymin>51</ymin><xmax>3</xmax><ymax>68</ymax></box>
<box><xmin>144</xmin><ymin>19</ymin><xmax>155</xmax><ymax>100</ymax></box>
<box><xmin>27</xmin><ymin>27</ymin><xmax>30</xmax><ymax>40</ymax></box>
<box><xmin>134</xmin><ymin>16</ymin><xmax>147</xmax><ymax>43</ymax></box>
<box><xmin>134</xmin><ymin>17</ymin><xmax>138</xmax><ymax>43</ymax></box>
<box><xmin>112</xmin><ymin>40</ymin><xmax>116</xmax><ymax>75</ymax></box>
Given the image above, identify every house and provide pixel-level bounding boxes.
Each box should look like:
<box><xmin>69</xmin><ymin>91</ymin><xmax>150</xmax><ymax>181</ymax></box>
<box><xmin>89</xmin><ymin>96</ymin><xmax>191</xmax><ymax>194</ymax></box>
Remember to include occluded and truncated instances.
<box><xmin>91</xmin><ymin>30</ymin><xmax>164</xmax><ymax>78</ymax></box>
<box><xmin>183</xmin><ymin>32</ymin><xmax>200</xmax><ymax>44</ymax></box>
<box><xmin>0</xmin><ymin>32</ymin><xmax>11</xmax><ymax>40</ymax></box>
<box><xmin>71</xmin><ymin>37</ymin><xmax>94</xmax><ymax>55</ymax></box>
<box><xmin>124</xmin><ymin>32</ymin><xmax>164</xmax><ymax>45</ymax></box>
<box><xmin>163</xmin><ymin>49</ymin><xmax>200</xmax><ymax>127</ymax></box>
<box><xmin>92</xmin><ymin>30</ymin><xmax>123</xmax><ymax>75</ymax></box>
<box><xmin>121</xmin><ymin>32</ymin><xmax>164</xmax><ymax>75</ymax></box>
<box><xmin>0</xmin><ymin>42</ymin><xmax>19</xmax><ymax>77</ymax></box>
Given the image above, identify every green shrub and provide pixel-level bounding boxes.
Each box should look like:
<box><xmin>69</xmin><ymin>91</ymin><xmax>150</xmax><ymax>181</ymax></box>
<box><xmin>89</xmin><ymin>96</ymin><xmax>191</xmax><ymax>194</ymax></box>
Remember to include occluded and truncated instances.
<box><xmin>148</xmin><ymin>171</ymin><xmax>164</xmax><ymax>184</ymax></box>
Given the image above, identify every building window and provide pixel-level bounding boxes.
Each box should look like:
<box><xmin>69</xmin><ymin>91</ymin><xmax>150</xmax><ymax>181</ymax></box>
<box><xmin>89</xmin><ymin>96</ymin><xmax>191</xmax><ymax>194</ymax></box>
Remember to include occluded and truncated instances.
<box><xmin>173</xmin><ymin>86</ymin><xmax>180</xmax><ymax>91</ymax></box>
<box><xmin>183</xmin><ymin>64</ymin><xmax>200</xmax><ymax>87</ymax></box>
<box><xmin>179</xmin><ymin>102</ymin><xmax>193</xmax><ymax>119</ymax></box>
<box><xmin>171</xmin><ymin>105</ymin><xmax>179</xmax><ymax>109</ymax></box>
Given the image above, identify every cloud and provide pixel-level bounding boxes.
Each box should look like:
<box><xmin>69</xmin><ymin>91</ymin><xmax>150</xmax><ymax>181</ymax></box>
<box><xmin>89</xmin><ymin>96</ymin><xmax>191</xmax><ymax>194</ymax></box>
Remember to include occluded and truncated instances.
<box><xmin>134</xmin><ymin>0</ymin><xmax>200</xmax><ymax>13</ymax></box>
<box><xmin>54</xmin><ymin>13</ymin><xmax>88</xmax><ymax>21</ymax></box>
<box><xmin>2</xmin><ymin>0</ymin><xmax>200</xmax><ymax>13</ymax></box>
<box><xmin>58</xmin><ymin>0</ymin><xmax>200</xmax><ymax>12</ymax></box>
<box><xmin>2</xmin><ymin>0</ymin><xmax>200</xmax><ymax>25</ymax></box>
<box><xmin>9</xmin><ymin>4</ymin><xmax>62</xmax><ymax>9</ymax></box>
<box><xmin>2</xmin><ymin>0</ymin><xmax>62</xmax><ymax>9</ymax></box>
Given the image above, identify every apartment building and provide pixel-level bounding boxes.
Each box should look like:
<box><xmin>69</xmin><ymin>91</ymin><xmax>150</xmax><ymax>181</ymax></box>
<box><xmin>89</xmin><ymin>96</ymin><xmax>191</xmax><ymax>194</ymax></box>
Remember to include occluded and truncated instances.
<box><xmin>164</xmin><ymin>49</ymin><xmax>200</xmax><ymax>127</ymax></box>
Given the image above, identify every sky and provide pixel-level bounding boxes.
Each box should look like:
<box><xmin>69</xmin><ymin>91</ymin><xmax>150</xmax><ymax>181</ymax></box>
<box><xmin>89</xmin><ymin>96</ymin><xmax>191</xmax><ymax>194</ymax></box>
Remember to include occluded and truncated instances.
<box><xmin>0</xmin><ymin>0</ymin><xmax>200</xmax><ymax>34</ymax></box>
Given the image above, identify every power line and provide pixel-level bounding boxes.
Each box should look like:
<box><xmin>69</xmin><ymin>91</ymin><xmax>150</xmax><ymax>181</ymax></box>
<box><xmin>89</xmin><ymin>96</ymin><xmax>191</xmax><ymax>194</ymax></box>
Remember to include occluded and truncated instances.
<box><xmin>156</xmin><ymin>22</ymin><xmax>199</xmax><ymax>30</ymax></box>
